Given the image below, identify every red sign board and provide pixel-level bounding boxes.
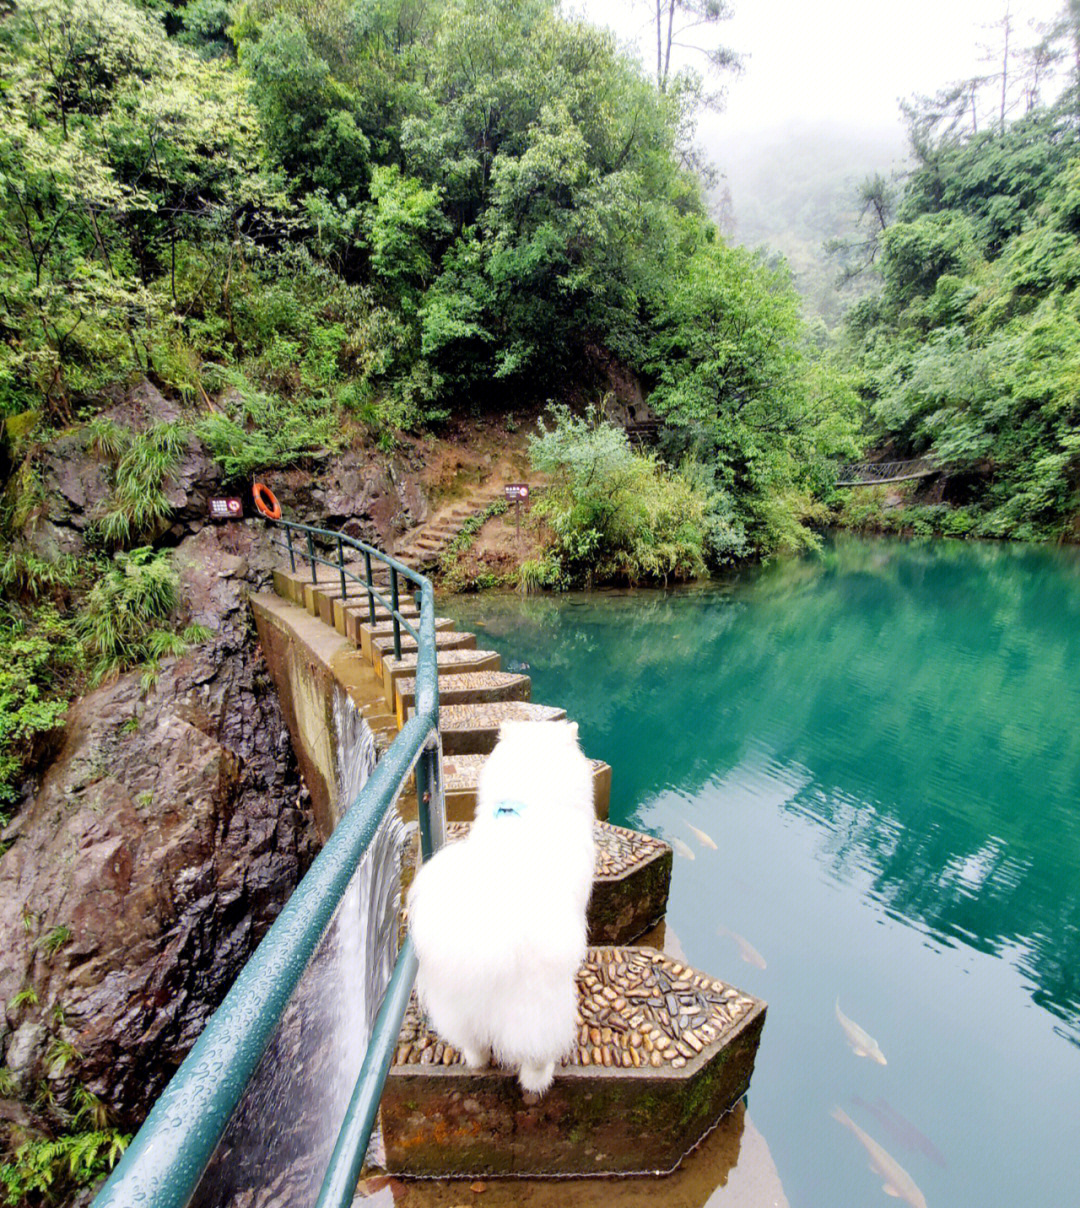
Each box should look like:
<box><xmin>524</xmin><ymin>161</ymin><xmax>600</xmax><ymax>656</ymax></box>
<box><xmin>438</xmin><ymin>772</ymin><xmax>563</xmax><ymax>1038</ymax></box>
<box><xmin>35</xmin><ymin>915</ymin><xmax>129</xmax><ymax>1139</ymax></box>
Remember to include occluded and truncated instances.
<box><xmin>504</xmin><ymin>484</ymin><xmax>530</xmax><ymax>501</ymax></box>
<box><xmin>208</xmin><ymin>497</ymin><xmax>243</xmax><ymax>520</ymax></box>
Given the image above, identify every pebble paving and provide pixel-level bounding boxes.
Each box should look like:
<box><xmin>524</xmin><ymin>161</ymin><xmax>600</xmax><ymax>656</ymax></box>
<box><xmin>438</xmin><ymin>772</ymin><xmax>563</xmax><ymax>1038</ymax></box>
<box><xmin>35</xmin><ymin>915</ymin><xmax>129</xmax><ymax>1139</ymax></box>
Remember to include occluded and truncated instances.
<box><xmin>445</xmin><ymin>819</ymin><xmax>668</xmax><ymax>881</ymax></box>
<box><xmin>384</xmin><ymin>648</ymin><xmax>498</xmax><ymax>674</ymax></box>
<box><xmin>394</xmin><ymin>948</ymin><xmax>758</xmax><ymax>1072</ymax></box>
<box><xmin>372</xmin><ymin>630</ymin><xmax>476</xmax><ymax>656</ymax></box>
<box><xmin>362</xmin><ymin>617</ymin><xmax>454</xmax><ymax>638</ymax></box>
<box><xmin>438</xmin><ymin>701</ymin><xmax>565</xmax><ymax>732</ymax></box>
<box><xmin>396</xmin><ymin>671</ymin><xmax>530</xmax><ymax>707</ymax></box>
<box><xmin>442</xmin><ymin>754</ymin><xmax>608</xmax><ymax>795</ymax></box>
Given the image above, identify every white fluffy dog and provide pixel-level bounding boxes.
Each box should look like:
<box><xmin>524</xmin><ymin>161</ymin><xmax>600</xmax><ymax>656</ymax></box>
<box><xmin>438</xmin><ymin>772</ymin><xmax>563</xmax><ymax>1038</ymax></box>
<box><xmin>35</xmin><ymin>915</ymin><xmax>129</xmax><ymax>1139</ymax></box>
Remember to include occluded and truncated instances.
<box><xmin>407</xmin><ymin>720</ymin><xmax>596</xmax><ymax>1095</ymax></box>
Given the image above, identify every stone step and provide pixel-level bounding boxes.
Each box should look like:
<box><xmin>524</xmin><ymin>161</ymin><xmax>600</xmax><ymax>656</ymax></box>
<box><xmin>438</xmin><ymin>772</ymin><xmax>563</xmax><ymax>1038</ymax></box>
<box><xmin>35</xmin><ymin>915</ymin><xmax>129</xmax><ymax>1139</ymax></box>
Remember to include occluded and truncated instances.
<box><xmin>359</xmin><ymin>616</ymin><xmax>456</xmax><ymax>662</ymax></box>
<box><xmin>372</xmin><ymin>630</ymin><xmax>477</xmax><ymax>671</ymax></box>
<box><xmin>381</xmin><ymin>947</ymin><xmax>766</xmax><ymax>1177</ymax></box>
<box><xmin>436</xmin><ymin>702</ymin><xmax>566</xmax><ymax>755</ymax></box>
<box><xmin>442</xmin><ymin>753</ymin><xmax>611</xmax><ymax>821</ymax></box>
<box><xmin>394</xmin><ymin>671</ymin><xmax>531</xmax><ymax>727</ymax></box>
<box><xmin>382</xmin><ymin>648</ymin><xmax>502</xmax><ymax>705</ymax></box>
<box><xmin>309</xmin><ymin>577</ymin><xmax>409</xmax><ymax>623</ymax></box>
<box><xmin>341</xmin><ymin>601</ymin><xmax>419</xmax><ymax>642</ymax></box>
<box><xmin>443</xmin><ymin>820</ymin><xmax>671</xmax><ymax>946</ymax></box>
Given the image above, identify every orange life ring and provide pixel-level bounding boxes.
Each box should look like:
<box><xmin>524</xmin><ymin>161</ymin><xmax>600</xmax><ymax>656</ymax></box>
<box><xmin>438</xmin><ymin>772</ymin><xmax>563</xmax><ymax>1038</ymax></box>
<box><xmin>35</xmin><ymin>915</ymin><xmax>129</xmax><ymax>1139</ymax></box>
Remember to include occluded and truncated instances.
<box><xmin>252</xmin><ymin>482</ymin><xmax>281</xmax><ymax>520</ymax></box>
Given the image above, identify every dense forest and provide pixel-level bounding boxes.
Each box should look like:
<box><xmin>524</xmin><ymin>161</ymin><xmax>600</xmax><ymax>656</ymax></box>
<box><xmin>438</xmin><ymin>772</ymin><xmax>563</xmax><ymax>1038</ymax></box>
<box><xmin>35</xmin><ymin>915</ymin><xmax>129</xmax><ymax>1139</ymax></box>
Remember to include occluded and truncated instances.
<box><xmin>837</xmin><ymin>3</ymin><xmax>1080</xmax><ymax>541</ymax></box>
<box><xmin>0</xmin><ymin>0</ymin><xmax>860</xmax><ymax>831</ymax></box>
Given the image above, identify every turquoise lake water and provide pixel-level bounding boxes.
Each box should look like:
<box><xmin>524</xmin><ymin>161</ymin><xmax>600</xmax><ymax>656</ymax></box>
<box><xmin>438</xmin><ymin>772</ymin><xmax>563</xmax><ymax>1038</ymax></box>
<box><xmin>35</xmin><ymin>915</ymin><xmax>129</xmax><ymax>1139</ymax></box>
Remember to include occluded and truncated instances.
<box><xmin>446</xmin><ymin>534</ymin><xmax>1080</xmax><ymax>1207</ymax></box>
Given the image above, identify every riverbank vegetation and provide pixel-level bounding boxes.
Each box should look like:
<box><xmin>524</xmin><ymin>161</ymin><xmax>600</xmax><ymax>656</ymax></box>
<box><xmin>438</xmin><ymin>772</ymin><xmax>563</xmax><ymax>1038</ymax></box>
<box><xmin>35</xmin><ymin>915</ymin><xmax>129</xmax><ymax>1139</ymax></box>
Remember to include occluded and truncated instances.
<box><xmin>836</xmin><ymin>6</ymin><xmax>1080</xmax><ymax>541</ymax></box>
<box><xmin>0</xmin><ymin>0</ymin><xmax>863</xmax><ymax>804</ymax></box>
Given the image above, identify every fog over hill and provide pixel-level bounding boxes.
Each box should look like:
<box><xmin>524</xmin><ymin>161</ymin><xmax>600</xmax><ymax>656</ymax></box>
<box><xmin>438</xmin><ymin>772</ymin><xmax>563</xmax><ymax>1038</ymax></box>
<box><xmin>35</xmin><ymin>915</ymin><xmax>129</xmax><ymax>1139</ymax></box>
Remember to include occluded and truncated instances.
<box><xmin>708</xmin><ymin>123</ymin><xmax>909</xmax><ymax>326</ymax></box>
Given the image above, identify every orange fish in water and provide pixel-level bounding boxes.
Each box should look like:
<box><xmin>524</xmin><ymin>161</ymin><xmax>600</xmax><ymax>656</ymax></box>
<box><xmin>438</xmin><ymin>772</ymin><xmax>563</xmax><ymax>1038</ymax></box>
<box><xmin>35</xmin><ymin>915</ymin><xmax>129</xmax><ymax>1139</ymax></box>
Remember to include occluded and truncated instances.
<box><xmin>832</xmin><ymin>1107</ymin><xmax>927</xmax><ymax>1208</ymax></box>
<box><xmin>717</xmin><ymin>925</ymin><xmax>767</xmax><ymax>969</ymax></box>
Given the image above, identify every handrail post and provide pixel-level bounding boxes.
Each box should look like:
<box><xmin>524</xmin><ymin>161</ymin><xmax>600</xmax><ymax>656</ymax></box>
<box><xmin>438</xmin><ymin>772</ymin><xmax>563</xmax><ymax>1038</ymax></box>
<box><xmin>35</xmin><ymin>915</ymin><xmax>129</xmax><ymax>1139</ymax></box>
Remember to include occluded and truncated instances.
<box><xmin>414</xmin><ymin>733</ymin><xmax>446</xmax><ymax>861</ymax></box>
<box><xmin>363</xmin><ymin>551</ymin><xmax>375</xmax><ymax>626</ymax></box>
<box><xmin>336</xmin><ymin>536</ymin><xmax>346</xmax><ymax>601</ymax></box>
<box><xmin>286</xmin><ymin>525</ymin><xmax>296</xmax><ymax>573</ymax></box>
<box><xmin>306</xmin><ymin>531</ymin><xmax>317</xmax><ymax>584</ymax></box>
<box><xmin>390</xmin><ymin>567</ymin><xmax>401</xmax><ymax>660</ymax></box>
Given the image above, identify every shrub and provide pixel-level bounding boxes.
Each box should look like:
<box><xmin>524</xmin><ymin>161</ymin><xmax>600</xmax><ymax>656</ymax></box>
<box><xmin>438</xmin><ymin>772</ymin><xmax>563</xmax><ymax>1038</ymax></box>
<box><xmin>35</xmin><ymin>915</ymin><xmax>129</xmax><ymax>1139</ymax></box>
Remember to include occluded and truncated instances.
<box><xmin>195</xmin><ymin>376</ymin><xmax>342</xmax><ymax>477</ymax></box>
<box><xmin>77</xmin><ymin>548</ymin><xmax>181</xmax><ymax>683</ymax></box>
<box><xmin>94</xmin><ymin>423</ymin><xmax>188</xmax><ymax>548</ymax></box>
<box><xmin>0</xmin><ymin>608</ymin><xmax>79</xmax><ymax>812</ymax></box>
<box><xmin>529</xmin><ymin>406</ymin><xmax>708</xmax><ymax>586</ymax></box>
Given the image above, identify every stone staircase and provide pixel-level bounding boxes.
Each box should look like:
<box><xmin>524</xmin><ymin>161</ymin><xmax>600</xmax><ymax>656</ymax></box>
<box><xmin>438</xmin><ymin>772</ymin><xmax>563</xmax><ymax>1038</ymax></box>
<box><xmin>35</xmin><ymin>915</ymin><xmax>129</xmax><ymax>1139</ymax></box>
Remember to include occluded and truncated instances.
<box><xmin>392</xmin><ymin>483</ymin><xmax>507</xmax><ymax>571</ymax></box>
<box><xmin>268</xmin><ymin>554</ymin><xmax>766</xmax><ymax>1178</ymax></box>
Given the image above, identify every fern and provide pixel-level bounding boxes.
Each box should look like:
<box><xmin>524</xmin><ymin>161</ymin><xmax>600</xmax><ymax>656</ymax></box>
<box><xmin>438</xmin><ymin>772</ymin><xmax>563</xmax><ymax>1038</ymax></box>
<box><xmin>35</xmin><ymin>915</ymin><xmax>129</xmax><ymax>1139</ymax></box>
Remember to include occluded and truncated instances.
<box><xmin>78</xmin><ymin>549</ymin><xmax>179</xmax><ymax>683</ymax></box>
<box><xmin>0</xmin><ymin>1127</ymin><xmax>130</xmax><ymax>1204</ymax></box>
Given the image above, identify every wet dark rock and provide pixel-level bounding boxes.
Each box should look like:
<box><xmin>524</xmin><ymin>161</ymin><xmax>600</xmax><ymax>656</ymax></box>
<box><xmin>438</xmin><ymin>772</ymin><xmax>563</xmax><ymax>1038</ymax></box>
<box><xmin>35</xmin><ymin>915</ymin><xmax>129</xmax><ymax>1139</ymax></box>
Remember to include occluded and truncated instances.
<box><xmin>0</xmin><ymin>524</ymin><xmax>316</xmax><ymax>1123</ymax></box>
<box><xmin>270</xmin><ymin>452</ymin><xmax>426</xmax><ymax>548</ymax></box>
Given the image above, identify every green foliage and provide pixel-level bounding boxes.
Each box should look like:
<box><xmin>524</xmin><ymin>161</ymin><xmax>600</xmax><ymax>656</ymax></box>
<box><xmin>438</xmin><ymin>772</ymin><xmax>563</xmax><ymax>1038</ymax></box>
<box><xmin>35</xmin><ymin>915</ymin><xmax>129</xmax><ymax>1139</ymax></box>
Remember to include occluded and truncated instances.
<box><xmin>195</xmin><ymin>376</ymin><xmax>342</xmax><ymax>476</ymax></box>
<box><xmin>530</xmin><ymin>406</ymin><xmax>710</xmax><ymax>585</ymax></box>
<box><xmin>37</xmin><ymin>926</ymin><xmax>71</xmax><ymax>958</ymax></box>
<box><xmin>244</xmin><ymin>13</ymin><xmax>370</xmax><ymax>198</ymax></box>
<box><xmin>44</xmin><ymin>1038</ymin><xmax>80</xmax><ymax>1077</ymax></box>
<box><xmin>77</xmin><ymin>548</ymin><xmax>180</xmax><ymax>683</ymax></box>
<box><xmin>0</xmin><ymin>608</ymin><xmax>79</xmax><ymax>810</ymax></box>
<box><xmin>842</xmin><ymin>81</ymin><xmax>1080</xmax><ymax>539</ymax></box>
<box><xmin>95</xmin><ymin>423</ymin><xmax>187</xmax><ymax>547</ymax></box>
<box><xmin>0</xmin><ymin>1127</ymin><xmax>129</xmax><ymax>1206</ymax></box>
<box><xmin>7</xmin><ymin>987</ymin><xmax>38</xmax><ymax>1012</ymax></box>
<box><xmin>647</xmin><ymin>243</ymin><xmax>860</xmax><ymax>554</ymax></box>
<box><xmin>0</xmin><ymin>0</ymin><xmax>860</xmax><ymax>571</ymax></box>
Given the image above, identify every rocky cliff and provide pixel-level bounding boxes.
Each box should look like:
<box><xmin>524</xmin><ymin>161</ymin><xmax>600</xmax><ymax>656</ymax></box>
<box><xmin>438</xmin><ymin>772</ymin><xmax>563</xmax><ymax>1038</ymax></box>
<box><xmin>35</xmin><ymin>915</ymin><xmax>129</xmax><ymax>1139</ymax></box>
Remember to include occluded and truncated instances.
<box><xmin>0</xmin><ymin>382</ymin><xmax>431</xmax><ymax>1136</ymax></box>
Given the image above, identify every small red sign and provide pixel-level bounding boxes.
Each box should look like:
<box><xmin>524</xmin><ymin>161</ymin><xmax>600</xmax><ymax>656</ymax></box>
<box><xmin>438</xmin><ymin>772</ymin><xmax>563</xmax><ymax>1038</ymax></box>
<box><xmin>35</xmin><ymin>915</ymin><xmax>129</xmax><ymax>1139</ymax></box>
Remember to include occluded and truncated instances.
<box><xmin>209</xmin><ymin>497</ymin><xmax>243</xmax><ymax>520</ymax></box>
<box><xmin>504</xmin><ymin>484</ymin><xmax>530</xmax><ymax>501</ymax></box>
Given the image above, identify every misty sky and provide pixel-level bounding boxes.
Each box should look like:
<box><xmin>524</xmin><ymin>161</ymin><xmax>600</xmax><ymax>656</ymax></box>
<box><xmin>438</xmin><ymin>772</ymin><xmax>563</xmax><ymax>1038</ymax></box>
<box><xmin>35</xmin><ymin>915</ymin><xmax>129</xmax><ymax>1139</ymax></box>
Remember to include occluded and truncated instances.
<box><xmin>570</xmin><ymin>0</ymin><xmax>1067</xmax><ymax>138</ymax></box>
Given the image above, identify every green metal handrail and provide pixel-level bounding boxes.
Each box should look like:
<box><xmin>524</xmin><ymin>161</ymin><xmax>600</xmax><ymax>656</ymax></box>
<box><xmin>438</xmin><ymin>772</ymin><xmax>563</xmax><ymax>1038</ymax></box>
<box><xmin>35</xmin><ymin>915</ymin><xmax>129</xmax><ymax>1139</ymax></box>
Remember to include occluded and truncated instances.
<box><xmin>92</xmin><ymin>518</ymin><xmax>444</xmax><ymax>1208</ymax></box>
<box><xmin>269</xmin><ymin>519</ymin><xmax>422</xmax><ymax>661</ymax></box>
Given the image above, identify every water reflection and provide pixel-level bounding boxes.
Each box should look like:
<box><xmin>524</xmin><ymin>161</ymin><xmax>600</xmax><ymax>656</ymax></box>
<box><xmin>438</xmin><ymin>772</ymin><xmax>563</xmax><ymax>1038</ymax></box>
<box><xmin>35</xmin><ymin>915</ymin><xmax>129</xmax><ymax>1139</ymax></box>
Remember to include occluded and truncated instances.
<box><xmin>447</xmin><ymin>536</ymin><xmax>1080</xmax><ymax>1206</ymax></box>
<box><xmin>451</xmin><ymin>536</ymin><xmax>1080</xmax><ymax>1045</ymax></box>
<box><xmin>357</xmin><ymin>1101</ymin><xmax>790</xmax><ymax>1208</ymax></box>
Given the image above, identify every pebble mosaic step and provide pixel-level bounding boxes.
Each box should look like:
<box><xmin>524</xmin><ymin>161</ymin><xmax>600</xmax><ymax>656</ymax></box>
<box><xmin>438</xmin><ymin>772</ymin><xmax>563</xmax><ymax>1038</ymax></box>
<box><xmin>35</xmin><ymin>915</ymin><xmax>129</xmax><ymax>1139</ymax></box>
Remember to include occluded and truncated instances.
<box><xmin>342</xmin><ymin>601</ymin><xmax>419</xmax><ymax>643</ymax></box>
<box><xmin>444</xmin><ymin>821</ymin><xmax>672</xmax><ymax>945</ymax></box>
<box><xmin>443</xmin><ymin>754</ymin><xmax>611</xmax><ymax>821</ymax></box>
<box><xmin>371</xmin><ymin>629</ymin><xmax>477</xmax><ymax>669</ymax></box>
<box><xmin>436</xmin><ymin>701</ymin><xmax>566</xmax><ymax>755</ymax></box>
<box><xmin>382</xmin><ymin>648</ymin><xmax>502</xmax><ymax>704</ymax></box>
<box><xmin>359</xmin><ymin>617</ymin><xmax>455</xmax><ymax>661</ymax></box>
<box><xmin>394</xmin><ymin>671</ymin><xmax>531</xmax><ymax>727</ymax></box>
<box><xmin>381</xmin><ymin>947</ymin><xmax>766</xmax><ymax>1177</ymax></box>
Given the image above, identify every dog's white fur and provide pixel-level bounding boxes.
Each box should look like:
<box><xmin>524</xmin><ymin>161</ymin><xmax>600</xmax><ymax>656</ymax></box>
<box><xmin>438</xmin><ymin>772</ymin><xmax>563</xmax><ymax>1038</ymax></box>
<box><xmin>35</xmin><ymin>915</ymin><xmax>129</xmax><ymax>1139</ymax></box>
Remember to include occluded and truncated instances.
<box><xmin>407</xmin><ymin>720</ymin><xmax>595</xmax><ymax>1095</ymax></box>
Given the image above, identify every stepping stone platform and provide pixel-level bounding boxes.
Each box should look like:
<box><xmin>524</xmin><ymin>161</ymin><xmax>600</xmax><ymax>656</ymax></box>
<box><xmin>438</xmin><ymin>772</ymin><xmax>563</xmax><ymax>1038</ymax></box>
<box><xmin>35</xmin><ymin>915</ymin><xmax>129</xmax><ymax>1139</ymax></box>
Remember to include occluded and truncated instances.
<box><xmin>372</xmin><ymin>630</ymin><xmax>477</xmax><ymax>666</ymax></box>
<box><xmin>360</xmin><ymin>617</ymin><xmax>455</xmax><ymax>661</ymax></box>
<box><xmin>342</xmin><ymin>602</ymin><xmax>419</xmax><ymax>643</ymax></box>
<box><xmin>445</xmin><ymin>821</ymin><xmax>672</xmax><ymax>945</ymax></box>
<box><xmin>436</xmin><ymin>701</ymin><xmax>566</xmax><ymax>755</ymax></box>
<box><xmin>443</xmin><ymin>754</ymin><xmax>611</xmax><ymax>821</ymax></box>
<box><xmin>394</xmin><ymin>670</ymin><xmax>530</xmax><ymax>726</ymax></box>
<box><xmin>381</xmin><ymin>947</ymin><xmax>766</xmax><ymax>1177</ymax></box>
<box><xmin>383</xmin><ymin>648</ymin><xmax>501</xmax><ymax>702</ymax></box>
